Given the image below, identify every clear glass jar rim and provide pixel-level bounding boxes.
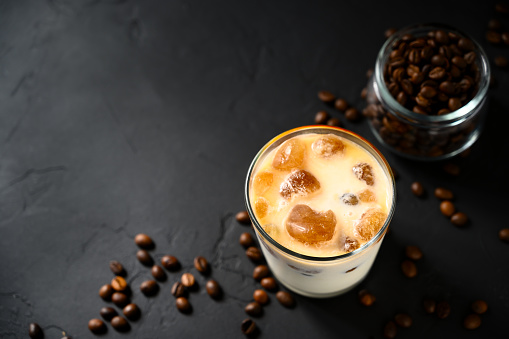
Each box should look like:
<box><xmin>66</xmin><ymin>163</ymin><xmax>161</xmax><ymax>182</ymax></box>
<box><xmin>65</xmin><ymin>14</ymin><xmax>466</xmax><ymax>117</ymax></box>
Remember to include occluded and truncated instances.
<box><xmin>375</xmin><ymin>23</ymin><xmax>491</xmax><ymax>124</ymax></box>
<box><xmin>244</xmin><ymin>125</ymin><xmax>397</xmax><ymax>262</ymax></box>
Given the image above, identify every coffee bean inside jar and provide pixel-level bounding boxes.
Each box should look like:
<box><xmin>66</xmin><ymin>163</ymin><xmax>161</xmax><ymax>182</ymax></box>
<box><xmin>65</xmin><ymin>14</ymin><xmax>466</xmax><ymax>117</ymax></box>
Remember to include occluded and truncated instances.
<box><xmin>364</xmin><ymin>24</ymin><xmax>490</xmax><ymax>160</ymax></box>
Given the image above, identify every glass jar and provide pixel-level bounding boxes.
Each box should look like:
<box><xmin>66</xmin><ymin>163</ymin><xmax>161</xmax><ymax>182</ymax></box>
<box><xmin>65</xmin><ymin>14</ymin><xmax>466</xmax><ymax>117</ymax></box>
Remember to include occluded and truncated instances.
<box><xmin>364</xmin><ymin>24</ymin><xmax>490</xmax><ymax>160</ymax></box>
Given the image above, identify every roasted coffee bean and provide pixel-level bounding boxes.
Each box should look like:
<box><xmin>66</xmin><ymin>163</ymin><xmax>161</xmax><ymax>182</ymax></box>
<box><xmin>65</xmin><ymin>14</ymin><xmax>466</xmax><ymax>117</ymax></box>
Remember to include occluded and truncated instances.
<box><xmin>443</xmin><ymin>162</ymin><xmax>460</xmax><ymax>176</ymax></box>
<box><xmin>345</xmin><ymin>108</ymin><xmax>360</xmax><ymax>121</ymax></box>
<box><xmin>420</xmin><ymin>86</ymin><xmax>437</xmax><ymax>98</ymax></box>
<box><xmin>451</xmin><ymin>212</ymin><xmax>468</xmax><ymax>226</ymax></box>
<box><xmin>276</xmin><ymin>291</ymin><xmax>295</xmax><ymax>308</ymax></box>
<box><xmin>181</xmin><ymin>273</ymin><xmax>196</xmax><ymax>287</ymax></box>
<box><xmin>464</xmin><ymin>51</ymin><xmax>476</xmax><ymax>65</ymax></box>
<box><xmin>502</xmin><ymin>32</ymin><xmax>509</xmax><ymax>45</ymax></box>
<box><xmin>358</xmin><ymin>289</ymin><xmax>376</xmax><ymax>306</ymax></box>
<box><xmin>440</xmin><ymin>201</ymin><xmax>455</xmax><ymax>217</ymax></box>
<box><xmin>161</xmin><ymin>255</ymin><xmax>180</xmax><ymax>271</ymax></box>
<box><xmin>29</xmin><ymin>323</ymin><xmax>43</xmax><ymax>339</ymax></box>
<box><xmin>100</xmin><ymin>306</ymin><xmax>118</xmax><ymax>321</ymax></box>
<box><xmin>394</xmin><ymin>313</ymin><xmax>412</xmax><ymax>328</ymax></box>
<box><xmin>260</xmin><ymin>277</ymin><xmax>277</xmax><ymax>291</ymax></box>
<box><xmin>99</xmin><ymin>284</ymin><xmax>114</xmax><ymax>301</ymax></box>
<box><xmin>431</xmin><ymin>54</ymin><xmax>446</xmax><ymax>66</ymax></box>
<box><xmin>385</xmin><ymin>28</ymin><xmax>397</xmax><ymax>38</ymax></box>
<box><xmin>236</xmin><ymin>210</ymin><xmax>251</xmax><ymax>224</ymax></box>
<box><xmin>464</xmin><ymin>314</ymin><xmax>481</xmax><ymax>330</ymax></box>
<box><xmin>401</xmin><ymin>260</ymin><xmax>417</xmax><ymax>278</ymax></box>
<box><xmin>451</xmin><ymin>56</ymin><xmax>466</xmax><ymax>69</ymax></box>
<box><xmin>436</xmin><ymin>301</ymin><xmax>451</xmax><ymax>319</ymax></box>
<box><xmin>495</xmin><ymin>56</ymin><xmax>508</xmax><ymax>68</ymax></box>
<box><xmin>405</xmin><ymin>245</ymin><xmax>423</xmax><ymax>260</ymax></box>
<box><xmin>111</xmin><ymin>316</ymin><xmax>129</xmax><ymax>332</ymax></box>
<box><xmin>496</xmin><ymin>2</ymin><xmax>509</xmax><ymax>13</ymax></box>
<box><xmin>253</xmin><ymin>265</ymin><xmax>270</xmax><ymax>281</ymax></box>
<box><xmin>366</xmin><ymin>68</ymin><xmax>374</xmax><ymax>78</ymax></box>
<box><xmin>314</xmin><ymin>111</ymin><xmax>329</xmax><ymax>124</ymax></box>
<box><xmin>318</xmin><ymin>90</ymin><xmax>335</xmax><ymax>103</ymax></box>
<box><xmin>438</xmin><ymin>108</ymin><xmax>451</xmax><ymax>115</ymax></box>
<box><xmin>458</xmin><ymin>37</ymin><xmax>474</xmax><ymax>51</ymax></box>
<box><xmin>136</xmin><ymin>249</ymin><xmax>154</xmax><ymax>266</ymax></box>
<box><xmin>176</xmin><ymin>297</ymin><xmax>192</xmax><ymax>313</ymax></box>
<box><xmin>499</xmin><ymin>228</ymin><xmax>509</xmax><ymax>242</ymax></box>
<box><xmin>239</xmin><ymin>232</ymin><xmax>254</xmax><ymax>247</ymax></box>
<box><xmin>123</xmin><ymin>303</ymin><xmax>141</xmax><ymax>321</ymax></box>
<box><xmin>435</xmin><ymin>30</ymin><xmax>449</xmax><ymax>44</ymax></box>
<box><xmin>423</xmin><ymin>298</ymin><xmax>436</xmax><ymax>314</ymax></box>
<box><xmin>253</xmin><ymin>289</ymin><xmax>269</xmax><ymax>305</ymax></box>
<box><xmin>486</xmin><ymin>30</ymin><xmax>502</xmax><ymax>44</ymax></box>
<box><xmin>410</xmin><ymin>71</ymin><xmax>424</xmax><ymax>84</ymax></box>
<box><xmin>246</xmin><ymin>246</ymin><xmax>263</xmax><ymax>262</ymax></box>
<box><xmin>245</xmin><ymin>301</ymin><xmax>263</xmax><ymax>317</ymax></box>
<box><xmin>327</xmin><ymin>117</ymin><xmax>341</xmax><ymax>127</ymax></box>
<box><xmin>411</xmin><ymin>182</ymin><xmax>424</xmax><ymax>197</ymax></box>
<box><xmin>448</xmin><ymin>97</ymin><xmax>462</xmax><ymax>111</ymax></box>
<box><xmin>151</xmin><ymin>265</ymin><xmax>167</xmax><ymax>281</ymax></box>
<box><xmin>206</xmin><ymin>280</ymin><xmax>222</xmax><ymax>299</ymax></box>
<box><xmin>109</xmin><ymin>260</ymin><xmax>125</xmax><ymax>276</ymax></box>
<box><xmin>383</xmin><ymin>321</ymin><xmax>397</xmax><ymax>339</ymax></box>
<box><xmin>413</xmin><ymin>105</ymin><xmax>428</xmax><ymax>115</ymax></box>
<box><xmin>140</xmin><ymin>280</ymin><xmax>158</xmax><ymax>296</ymax></box>
<box><xmin>241</xmin><ymin>318</ymin><xmax>257</xmax><ymax>335</ymax></box>
<box><xmin>470</xmin><ymin>300</ymin><xmax>488</xmax><ymax>315</ymax></box>
<box><xmin>434</xmin><ymin>187</ymin><xmax>454</xmax><ymax>200</ymax></box>
<box><xmin>488</xmin><ymin>19</ymin><xmax>502</xmax><ymax>31</ymax></box>
<box><xmin>396</xmin><ymin>91</ymin><xmax>407</xmax><ymax>106</ymax></box>
<box><xmin>88</xmin><ymin>319</ymin><xmax>106</xmax><ymax>334</ymax></box>
<box><xmin>429</xmin><ymin>67</ymin><xmax>446</xmax><ymax>80</ymax></box>
<box><xmin>171</xmin><ymin>281</ymin><xmax>186</xmax><ymax>298</ymax></box>
<box><xmin>112</xmin><ymin>292</ymin><xmax>129</xmax><ymax>308</ymax></box>
<box><xmin>194</xmin><ymin>256</ymin><xmax>209</xmax><ymax>274</ymax></box>
<box><xmin>415</xmin><ymin>94</ymin><xmax>430</xmax><ymax>107</ymax></box>
<box><xmin>111</xmin><ymin>276</ymin><xmax>128</xmax><ymax>292</ymax></box>
<box><xmin>134</xmin><ymin>233</ymin><xmax>154</xmax><ymax>249</ymax></box>
<box><xmin>334</xmin><ymin>98</ymin><xmax>349</xmax><ymax>111</ymax></box>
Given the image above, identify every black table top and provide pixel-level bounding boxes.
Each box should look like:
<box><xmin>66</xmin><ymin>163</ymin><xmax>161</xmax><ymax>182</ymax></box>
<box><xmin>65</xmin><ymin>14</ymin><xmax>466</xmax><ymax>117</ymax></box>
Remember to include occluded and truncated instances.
<box><xmin>1</xmin><ymin>0</ymin><xmax>508</xmax><ymax>338</ymax></box>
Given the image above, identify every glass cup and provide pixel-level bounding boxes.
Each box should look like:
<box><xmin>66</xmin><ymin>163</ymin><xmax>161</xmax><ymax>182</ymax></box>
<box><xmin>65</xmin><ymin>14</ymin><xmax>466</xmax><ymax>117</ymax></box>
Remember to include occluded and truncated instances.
<box><xmin>245</xmin><ymin>126</ymin><xmax>396</xmax><ymax>298</ymax></box>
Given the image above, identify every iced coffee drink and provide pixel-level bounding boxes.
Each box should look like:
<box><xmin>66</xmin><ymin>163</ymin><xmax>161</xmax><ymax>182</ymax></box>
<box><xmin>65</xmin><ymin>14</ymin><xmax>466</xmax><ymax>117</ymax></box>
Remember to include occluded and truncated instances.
<box><xmin>245</xmin><ymin>126</ymin><xmax>395</xmax><ymax>298</ymax></box>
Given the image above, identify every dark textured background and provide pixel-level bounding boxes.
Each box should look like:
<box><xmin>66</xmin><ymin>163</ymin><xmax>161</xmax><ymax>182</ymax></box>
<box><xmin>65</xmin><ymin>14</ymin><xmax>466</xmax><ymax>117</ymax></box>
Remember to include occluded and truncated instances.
<box><xmin>1</xmin><ymin>0</ymin><xmax>508</xmax><ymax>338</ymax></box>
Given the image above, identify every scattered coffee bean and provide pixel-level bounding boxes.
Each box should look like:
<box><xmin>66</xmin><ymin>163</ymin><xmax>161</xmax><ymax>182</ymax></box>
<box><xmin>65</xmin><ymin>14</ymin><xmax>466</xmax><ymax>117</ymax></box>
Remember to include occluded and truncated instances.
<box><xmin>29</xmin><ymin>322</ymin><xmax>43</xmax><ymax>339</ymax></box>
<box><xmin>253</xmin><ymin>265</ymin><xmax>270</xmax><ymax>281</ymax></box>
<box><xmin>276</xmin><ymin>291</ymin><xmax>295</xmax><ymax>308</ymax></box>
<box><xmin>241</xmin><ymin>318</ymin><xmax>257</xmax><ymax>335</ymax></box>
<box><xmin>181</xmin><ymin>273</ymin><xmax>196</xmax><ymax>287</ymax></box>
<box><xmin>385</xmin><ymin>28</ymin><xmax>397</xmax><ymax>38</ymax></box>
<box><xmin>315</xmin><ymin>111</ymin><xmax>330</xmax><ymax>124</ymax></box>
<box><xmin>366</xmin><ymin>68</ymin><xmax>374</xmax><ymax>78</ymax></box>
<box><xmin>464</xmin><ymin>314</ymin><xmax>481</xmax><ymax>330</ymax></box>
<box><xmin>245</xmin><ymin>301</ymin><xmax>263</xmax><ymax>317</ymax></box>
<box><xmin>471</xmin><ymin>300</ymin><xmax>488</xmax><ymax>314</ymax></box>
<box><xmin>383</xmin><ymin>321</ymin><xmax>397</xmax><ymax>339</ymax></box>
<box><xmin>134</xmin><ymin>233</ymin><xmax>154</xmax><ymax>249</ymax></box>
<box><xmin>123</xmin><ymin>303</ymin><xmax>141</xmax><ymax>321</ymax></box>
<box><xmin>488</xmin><ymin>19</ymin><xmax>502</xmax><ymax>31</ymax></box>
<box><xmin>206</xmin><ymin>279</ymin><xmax>222</xmax><ymax>299</ymax></box>
<box><xmin>394</xmin><ymin>313</ymin><xmax>412</xmax><ymax>328</ymax></box>
<box><xmin>423</xmin><ymin>298</ymin><xmax>436</xmax><ymax>314</ymax></box>
<box><xmin>486</xmin><ymin>30</ymin><xmax>502</xmax><ymax>44</ymax></box>
<box><xmin>253</xmin><ymin>289</ymin><xmax>269</xmax><ymax>305</ymax></box>
<box><xmin>345</xmin><ymin>108</ymin><xmax>360</xmax><ymax>121</ymax></box>
<box><xmin>326</xmin><ymin>117</ymin><xmax>341</xmax><ymax>127</ymax></box>
<box><xmin>401</xmin><ymin>260</ymin><xmax>417</xmax><ymax>278</ymax></box>
<box><xmin>88</xmin><ymin>319</ymin><xmax>106</xmax><ymax>334</ymax></box>
<box><xmin>151</xmin><ymin>265</ymin><xmax>167</xmax><ymax>281</ymax></box>
<box><xmin>496</xmin><ymin>2</ymin><xmax>509</xmax><ymax>13</ymax></box>
<box><xmin>261</xmin><ymin>277</ymin><xmax>277</xmax><ymax>291</ymax></box>
<box><xmin>405</xmin><ymin>245</ymin><xmax>423</xmax><ymax>260</ymax></box>
<box><xmin>136</xmin><ymin>249</ymin><xmax>154</xmax><ymax>266</ymax></box>
<box><xmin>100</xmin><ymin>306</ymin><xmax>118</xmax><ymax>321</ymax></box>
<box><xmin>161</xmin><ymin>255</ymin><xmax>180</xmax><ymax>271</ymax></box>
<box><xmin>436</xmin><ymin>301</ymin><xmax>451</xmax><ymax>319</ymax></box>
<box><xmin>236</xmin><ymin>210</ymin><xmax>251</xmax><ymax>224</ymax></box>
<box><xmin>111</xmin><ymin>276</ymin><xmax>128</xmax><ymax>292</ymax></box>
<box><xmin>450</xmin><ymin>212</ymin><xmax>468</xmax><ymax>226</ymax></box>
<box><xmin>239</xmin><ymin>232</ymin><xmax>254</xmax><ymax>247</ymax></box>
<box><xmin>358</xmin><ymin>289</ymin><xmax>376</xmax><ymax>306</ymax></box>
<box><xmin>246</xmin><ymin>246</ymin><xmax>263</xmax><ymax>262</ymax></box>
<box><xmin>99</xmin><ymin>284</ymin><xmax>114</xmax><ymax>301</ymax></box>
<box><xmin>194</xmin><ymin>256</ymin><xmax>209</xmax><ymax>274</ymax></box>
<box><xmin>112</xmin><ymin>292</ymin><xmax>129</xmax><ymax>308</ymax></box>
<box><xmin>140</xmin><ymin>280</ymin><xmax>158</xmax><ymax>296</ymax></box>
<box><xmin>434</xmin><ymin>187</ymin><xmax>454</xmax><ymax>200</ymax></box>
<box><xmin>494</xmin><ymin>56</ymin><xmax>508</xmax><ymax>68</ymax></box>
<box><xmin>318</xmin><ymin>90</ymin><xmax>335</xmax><ymax>103</ymax></box>
<box><xmin>411</xmin><ymin>182</ymin><xmax>424</xmax><ymax>197</ymax></box>
<box><xmin>109</xmin><ymin>260</ymin><xmax>125</xmax><ymax>276</ymax></box>
<box><xmin>334</xmin><ymin>98</ymin><xmax>349</xmax><ymax>111</ymax></box>
<box><xmin>111</xmin><ymin>316</ymin><xmax>130</xmax><ymax>332</ymax></box>
<box><xmin>499</xmin><ymin>228</ymin><xmax>509</xmax><ymax>242</ymax></box>
<box><xmin>176</xmin><ymin>297</ymin><xmax>192</xmax><ymax>313</ymax></box>
<box><xmin>443</xmin><ymin>162</ymin><xmax>460</xmax><ymax>176</ymax></box>
<box><xmin>361</xmin><ymin>87</ymin><xmax>367</xmax><ymax>99</ymax></box>
<box><xmin>171</xmin><ymin>281</ymin><xmax>186</xmax><ymax>298</ymax></box>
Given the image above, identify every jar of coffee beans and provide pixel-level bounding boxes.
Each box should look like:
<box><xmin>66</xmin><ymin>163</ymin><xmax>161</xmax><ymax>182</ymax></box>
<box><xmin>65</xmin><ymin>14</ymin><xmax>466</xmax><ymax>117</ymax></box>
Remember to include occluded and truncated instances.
<box><xmin>364</xmin><ymin>24</ymin><xmax>490</xmax><ymax>160</ymax></box>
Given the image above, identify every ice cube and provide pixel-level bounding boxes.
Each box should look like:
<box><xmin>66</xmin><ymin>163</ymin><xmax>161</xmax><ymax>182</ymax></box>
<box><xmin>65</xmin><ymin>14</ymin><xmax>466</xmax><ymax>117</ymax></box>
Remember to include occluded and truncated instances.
<box><xmin>340</xmin><ymin>193</ymin><xmax>359</xmax><ymax>205</ymax></box>
<box><xmin>343</xmin><ymin>236</ymin><xmax>360</xmax><ymax>253</ymax></box>
<box><xmin>254</xmin><ymin>197</ymin><xmax>269</xmax><ymax>219</ymax></box>
<box><xmin>311</xmin><ymin>135</ymin><xmax>345</xmax><ymax>158</ymax></box>
<box><xmin>353</xmin><ymin>162</ymin><xmax>375</xmax><ymax>186</ymax></box>
<box><xmin>252</xmin><ymin>171</ymin><xmax>274</xmax><ymax>195</ymax></box>
<box><xmin>272</xmin><ymin>139</ymin><xmax>306</xmax><ymax>171</ymax></box>
<box><xmin>358</xmin><ymin>189</ymin><xmax>376</xmax><ymax>203</ymax></box>
<box><xmin>285</xmin><ymin>204</ymin><xmax>336</xmax><ymax>244</ymax></box>
<box><xmin>353</xmin><ymin>208</ymin><xmax>387</xmax><ymax>241</ymax></box>
<box><xmin>280</xmin><ymin>170</ymin><xmax>320</xmax><ymax>199</ymax></box>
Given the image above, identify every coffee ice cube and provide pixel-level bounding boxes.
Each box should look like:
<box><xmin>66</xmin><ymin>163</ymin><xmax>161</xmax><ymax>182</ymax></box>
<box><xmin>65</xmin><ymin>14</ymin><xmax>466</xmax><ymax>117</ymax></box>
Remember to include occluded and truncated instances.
<box><xmin>254</xmin><ymin>197</ymin><xmax>270</xmax><ymax>219</ymax></box>
<box><xmin>252</xmin><ymin>171</ymin><xmax>274</xmax><ymax>195</ymax></box>
<box><xmin>272</xmin><ymin>139</ymin><xmax>306</xmax><ymax>171</ymax></box>
<box><xmin>285</xmin><ymin>204</ymin><xmax>336</xmax><ymax>244</ymax></box>
<box><xmin>353</xmin><ymin>162</ymin><xmax>375</xmax><ymax>186</ymax></box>
<box><xmin>343</xmin><ymin>236</ymin><xmax>360</xmax><ymax>253</ymax></box>
<box><xmin>280</xmin><ymin>170</ymin><xmax>320</xmax><ymax>199</ymax></box>
<box><xmin>354</xmin><ymin>208</ymin><xmax>387</xmax><ymax>241</ymax></box>
<box><xmin>341</xmin><ymin>193</ymin><xmax>359</xmax><ymax>205</ymax></box>
<box><xmin>311</xmin><ymin>135</ymin><xmax>345</xmax><ymax>158</ymax></box>
<box><xmin>358</xmin><ymin>188</ymin><xmax>376</xmax><ymax>203</ymax></box>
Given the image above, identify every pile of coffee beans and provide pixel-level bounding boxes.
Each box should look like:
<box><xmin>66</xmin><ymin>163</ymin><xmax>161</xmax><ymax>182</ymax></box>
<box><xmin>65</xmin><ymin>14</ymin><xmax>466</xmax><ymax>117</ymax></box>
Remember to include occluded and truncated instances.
<box><xmin>434</xmin><ymin>187</ymin><xmax>469</xmax><ymax>227</ymax></box>
<box><xmin>401</xmin><ymin>245</ymin><xmax>422</xmax><ymax>278</ymax></box>
<box><xmin>313</xmin><ymin>89</ymin><xmax>363</xmax><ymax>127</ymax></box>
